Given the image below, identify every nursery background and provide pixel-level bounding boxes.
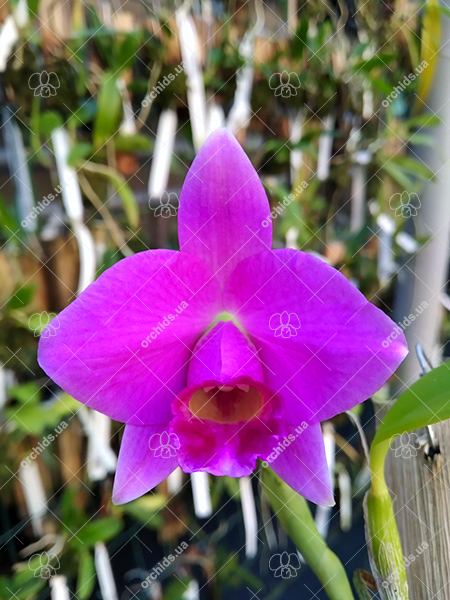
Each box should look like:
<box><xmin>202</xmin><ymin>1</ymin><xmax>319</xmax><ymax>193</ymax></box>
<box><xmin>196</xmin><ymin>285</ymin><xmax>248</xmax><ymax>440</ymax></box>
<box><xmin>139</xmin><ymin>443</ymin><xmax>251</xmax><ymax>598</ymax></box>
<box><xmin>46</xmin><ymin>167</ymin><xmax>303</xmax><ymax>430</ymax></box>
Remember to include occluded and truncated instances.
<box><xmin>1</xmin><ymin>0</ymin><xmax>450</xmax><ymax>599</ymax></box>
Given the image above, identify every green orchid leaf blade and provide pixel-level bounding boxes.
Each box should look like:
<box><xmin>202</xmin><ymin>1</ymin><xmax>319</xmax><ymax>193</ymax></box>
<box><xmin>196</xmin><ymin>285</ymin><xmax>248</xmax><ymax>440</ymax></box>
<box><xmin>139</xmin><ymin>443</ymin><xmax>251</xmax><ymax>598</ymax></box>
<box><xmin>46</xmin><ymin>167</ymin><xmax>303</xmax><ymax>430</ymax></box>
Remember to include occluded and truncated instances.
<box><xmin>76</xmin><ymin>551</ymin><xmax>96</xmax><ymax>600</ymax></box>
<box><xmin>373</xmin><ymin>362</ymin><xmax>450</xmax><ymax>446</ymax></box>
<box><xmin>93</xmin><ymin>72</ymin><xmax>122</xmax><ymax>149</ymax></box>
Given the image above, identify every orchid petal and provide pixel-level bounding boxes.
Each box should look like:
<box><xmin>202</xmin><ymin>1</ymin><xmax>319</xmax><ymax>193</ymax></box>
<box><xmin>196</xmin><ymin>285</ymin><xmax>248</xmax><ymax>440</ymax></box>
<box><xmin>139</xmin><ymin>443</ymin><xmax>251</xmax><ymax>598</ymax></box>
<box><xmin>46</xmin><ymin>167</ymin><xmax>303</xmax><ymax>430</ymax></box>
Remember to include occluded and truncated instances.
<box><xmin>178</xmin><ymin>128</ymin><xmax>272</xmax><ymax>288</ymax></box>
<box><xmin>269</xmin><ymin>423</ymin><xmax>334</xmax><ymax>506</ymax></box>
<box><xmin>112</xmin><ymin>424</ymin><xmax>177</xmax><ymax>504</ymax></box>
<box><xmin>224</xmin><ymin>248</ymin><xmax>408</xmax><ymax>423</ymax></box>
<box><xmin>38</xmin><ymin>250</ymin><xmax>221</xmax><ymax>425</ymax></box>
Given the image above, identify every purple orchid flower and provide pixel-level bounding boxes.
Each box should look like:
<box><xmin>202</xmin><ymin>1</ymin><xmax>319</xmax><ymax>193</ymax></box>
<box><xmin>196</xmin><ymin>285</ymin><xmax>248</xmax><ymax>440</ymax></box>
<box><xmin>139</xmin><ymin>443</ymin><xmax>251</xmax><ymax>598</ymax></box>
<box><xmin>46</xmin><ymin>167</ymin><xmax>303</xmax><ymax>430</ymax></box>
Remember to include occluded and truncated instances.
<box><xmin>38</xmin><ymin>129</ymin><xmax>407</xmax><ymax>506</ymax></box>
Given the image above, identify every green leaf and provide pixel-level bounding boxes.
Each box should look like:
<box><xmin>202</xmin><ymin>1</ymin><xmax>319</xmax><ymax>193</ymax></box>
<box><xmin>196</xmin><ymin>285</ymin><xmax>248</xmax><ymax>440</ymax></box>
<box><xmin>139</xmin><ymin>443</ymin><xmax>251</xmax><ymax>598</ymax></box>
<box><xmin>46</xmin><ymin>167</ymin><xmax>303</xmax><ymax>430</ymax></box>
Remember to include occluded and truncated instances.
<box><xmin>93</xmin><ymin>73</ymin><xmax>122</xmax><ymax>149</ymax></box>
<box><xmin>6</xmin><ymin>393</ymin><xmax>76</xmax><ymax>435</ymax></box>
<box><xmin>121</xmin><ymin>494</ymin><xmax>166</xmax><ymax>528</ymax></box>
<box><xmin>165</xmin><ymin>577</ymin><xmax>194</xmax><ymax>600</ymax></box>
<box><xmin>40</xmin><ymin>111</ymin><xmax>64</xmax><ymax>138</ymax></box>
<box><xmin>390</xmin><ymin>155</ymin><xmax>434</xmax><ymax>180</ymax></box>
<box><xmin>72</xmin><ymin>517</ymin><xmax>123</xmax><ymax>548</ymax></box>
<box><xmin>68</xmin><ymin>142</ymin><xmax>93</xmax><ymax>166</ymax></box>
<box><xmin>216</xmin><ymin>552</ymin><xmax>264</xmax><ymax>590</ymax></box>
<box><xmin>9</xmin><ymin>382</ymin><xmax>41</xmax><ymax>404</ymax></box>
<box><xmin>352</xmin><ymin>570</ymin><xmax>374</xmax><ymax>599</ymax></box>
<box><xmin>102</xmin><ymin>169</ymin><xmax>139</xmax><ymax>230</ymax></box>
<box><xmin>0</xmin><ymin>196</ymin><xmax>22</xmax><ymax>236</ymax></box>
<box><xmin>0</xmin><ymin>572</ymin><xmax>45</xmax><ymax>600</ymax></box>
<box><xmin>80</xmin><ymin>162</ymin><xmax>139</xmax><ymax>229</ymax></box>
<box><xmin>379</xmin><ymin>154</ymin><xmax>434</xmax><ymax>192</ymax></box>
<box><xmin>373</xmin><ymin>363</ymin><xmax>450</xmax><ymax>448</ymax></box>
<box><xmin>60</xmin><ymin>488</ymin><xmax>87</xmax><ymax>530</ymax></box>
<box><xmin>98</xmin><ymin>248</ymin><xmax>122</xmax><ymax>275</ymax></box>
<box><xmin>27</xmin><ymin>0</ymin><xmax>40</xmax><ymax>14</ymax></box>
<box><xmin>352</xmin><ymin>54</ymin><xmax>397</xmax><ymax>74</ymax></box>
<box><xmin>76</xmin><ymin>551</ymin><xmax>96</xmax><ymax>600</ymax></box>
<box><xmin>114</xmin><ymin>133</ymin><xmax>152</xmax><ymax>153</ymax></box>
<box><xmin>114</xmin><ymin>32</ymin><xmax>142</xmax><ymax>72</ymax></box>
<box><xmin>292</xmin><ymin>18</ymin><xmax>309</xmax><ymax>59</ymax></box>
<box><xmin>405</xmin><ymin>113</ymin><xmax>440</xmax><ymax>128</ymax></box>
<box><xmin>7</xmin><ymin>285</ymin><xmax>36</xmax><ymax>310</ymax></box>
<box><xmin>368</xmin><ymin>77</ymin><xmax>394</xmax><ymax>96</ymax></box>
<box><xmin>223</xmin><ymin>476</ymin><xmax>241</xmax><ymax>500</ymax></box>
<box><xmin>67</xmin><ymin>101</ymin><xmax>97</xmax><ymax>130</ymax></box>
<box><xmin>408</xmin><ymin>133</ymin><xmax>435</xmax><ymax>147</ymax></box>
<box><xmin>380</xmin><ymin>159</ymin><xmax>416</xmax><ymax>191</ymax></box>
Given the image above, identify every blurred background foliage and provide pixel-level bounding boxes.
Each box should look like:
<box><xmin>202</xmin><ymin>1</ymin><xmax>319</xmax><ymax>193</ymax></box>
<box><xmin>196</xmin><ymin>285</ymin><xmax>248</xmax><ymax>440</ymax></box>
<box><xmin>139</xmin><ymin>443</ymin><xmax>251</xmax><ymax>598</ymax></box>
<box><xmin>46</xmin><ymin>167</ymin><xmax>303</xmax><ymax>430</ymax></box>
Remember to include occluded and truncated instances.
<box><xmin>0</xmin><ymin>0</ymin><xmax>446</xmax><ymax>598</ymax></box>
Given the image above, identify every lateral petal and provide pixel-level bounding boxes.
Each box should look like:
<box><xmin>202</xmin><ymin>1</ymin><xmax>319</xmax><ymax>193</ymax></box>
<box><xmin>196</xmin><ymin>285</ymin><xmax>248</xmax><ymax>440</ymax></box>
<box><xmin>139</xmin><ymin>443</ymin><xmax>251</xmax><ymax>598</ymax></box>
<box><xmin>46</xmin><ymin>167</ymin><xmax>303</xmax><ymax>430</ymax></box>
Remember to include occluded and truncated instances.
<box><xmin>38</xmin><ymin>250</ymin><xmax>221</xmax><ymax>425</ymax></box>
<box><xmin>224</xmin><ymin>248</ymin><xmax>408</xmax><ymax>423</ymax></box>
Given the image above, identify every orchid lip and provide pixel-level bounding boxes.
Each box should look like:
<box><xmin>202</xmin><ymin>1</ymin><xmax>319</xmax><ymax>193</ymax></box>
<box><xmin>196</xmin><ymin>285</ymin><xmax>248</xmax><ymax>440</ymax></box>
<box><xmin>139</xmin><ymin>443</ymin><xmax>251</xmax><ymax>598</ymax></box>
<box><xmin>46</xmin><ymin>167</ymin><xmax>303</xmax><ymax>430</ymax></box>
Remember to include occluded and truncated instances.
<box><xmin>188</xmin><ymin>383</ymin><xmax>265</xmax><ymax>424</ymax></box>
<box><xmin>170</xmin><ymin>376</ymin><xmax>285</xmax><ymax>479</ymax></box>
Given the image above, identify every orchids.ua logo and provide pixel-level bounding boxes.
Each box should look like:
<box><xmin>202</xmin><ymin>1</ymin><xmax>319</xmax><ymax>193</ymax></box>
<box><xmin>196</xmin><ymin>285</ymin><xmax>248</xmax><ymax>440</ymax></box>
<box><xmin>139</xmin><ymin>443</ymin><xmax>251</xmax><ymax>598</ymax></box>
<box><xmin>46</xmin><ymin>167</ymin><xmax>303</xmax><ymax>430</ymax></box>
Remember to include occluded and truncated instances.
<box><xmin>141</xmin><ymin>541</ymin><xmax>188</xmax><ymax>587</ymax></box>
<box><xmin>28</xmin><ymin>551</ymin><xmax>60</xmax><ymax>579</ymax></box>
<box><xmin>381</xmin><ymin>60</ymin><xmax>428</xmax><ymax>108</ymax></box>
<box><xmin>149</xmin><ymin>431</ymin><xmax>180</xmax><ymax>458</ymax></box>
<box><xmin>382</xmin><ymin>301</ymin><xmax>428</xmax><ymax>348</ymax></box>
<box><xmin>389</xmin><ymin>191</ymin><xmax>421</xmax><ymax>218</ymax></box>
<box><xmin>28</xmin><ymin>312</ymin><xmax>60</xmax><ymax>338</ymax></box>
<box><xmin>141</xmin><ymin>61</ymin><xmax>185</xmax><ymax>107</ymax></box>
<box><xmin>261</xmin><ymin>180</ymin><xmax>309</xmax><ymax>228</ymax></box>
<box><xmin>21</xmin><ymin>421</ymin><xmax>68</xmax><ymax>469</ymax></box>
<box><xmin>380</xmin><ymin>540</ymin><xmax>428</xmax><ymax>590</ymax></box>
<box><xmin>28</xmin><ymin>71</ymin><xmax>60</xmax><ymax>97</ymax></box>
<box><xmin>269</xmin><ymin>312</ymin><xmax>300</xmax><ymax>338</ymax></box>
<box><xmin>149</xmin><ymin>191</ymin><xmax>179</xmax><ymax>218</ymax></box>
<box><xmin>261</xmin><ymin>422</ymin><xmax>308</xmax><ymax>467</ymax></box>
<box><xmin>269</xmin><ymin>71</ymin><xmax>301</xmax><ymax>97</ymax></box>
<box><xmin>269</xmin><ymin>551</ymin><xmax>301</xmax><ymax>578</ymax></box>
<box><xmin>391</xmin><ymin>432</ymin><xmax>421</xmax><ymax>459</ymax></box>
<box><xmin>21</xmin><ymin>180</ymin><xmax>68</xmax><ymax>228</ymax></box>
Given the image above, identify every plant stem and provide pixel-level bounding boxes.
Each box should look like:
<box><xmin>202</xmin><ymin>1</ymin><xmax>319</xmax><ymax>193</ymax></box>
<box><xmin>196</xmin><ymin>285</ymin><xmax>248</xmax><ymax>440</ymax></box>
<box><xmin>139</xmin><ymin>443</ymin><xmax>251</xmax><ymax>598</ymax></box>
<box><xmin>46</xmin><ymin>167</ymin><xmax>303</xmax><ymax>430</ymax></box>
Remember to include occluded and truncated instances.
<box><xmin>365</xmin><ymin>437</ymin><xmax>408</xmax><ymax>598</ymax></box>
<box><xmin>78</xmin><ymin>174</ymin><xmax>133</xmax><ymax>257</ymax></box>
<box><xmin>261</xmin><ymin>466</ymin><xmax>355</xmax><ymax>600</ymax></box>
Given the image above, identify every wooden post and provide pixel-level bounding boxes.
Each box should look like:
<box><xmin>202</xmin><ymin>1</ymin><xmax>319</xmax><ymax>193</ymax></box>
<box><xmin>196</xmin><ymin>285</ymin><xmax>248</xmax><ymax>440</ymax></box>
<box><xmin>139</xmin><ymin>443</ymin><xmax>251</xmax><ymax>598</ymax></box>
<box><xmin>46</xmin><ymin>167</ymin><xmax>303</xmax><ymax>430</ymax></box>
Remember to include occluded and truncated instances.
<box><xmin>386</xmin><ymin>12</ymin><xmax>450</xmax><ymax>598</ymax></box>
